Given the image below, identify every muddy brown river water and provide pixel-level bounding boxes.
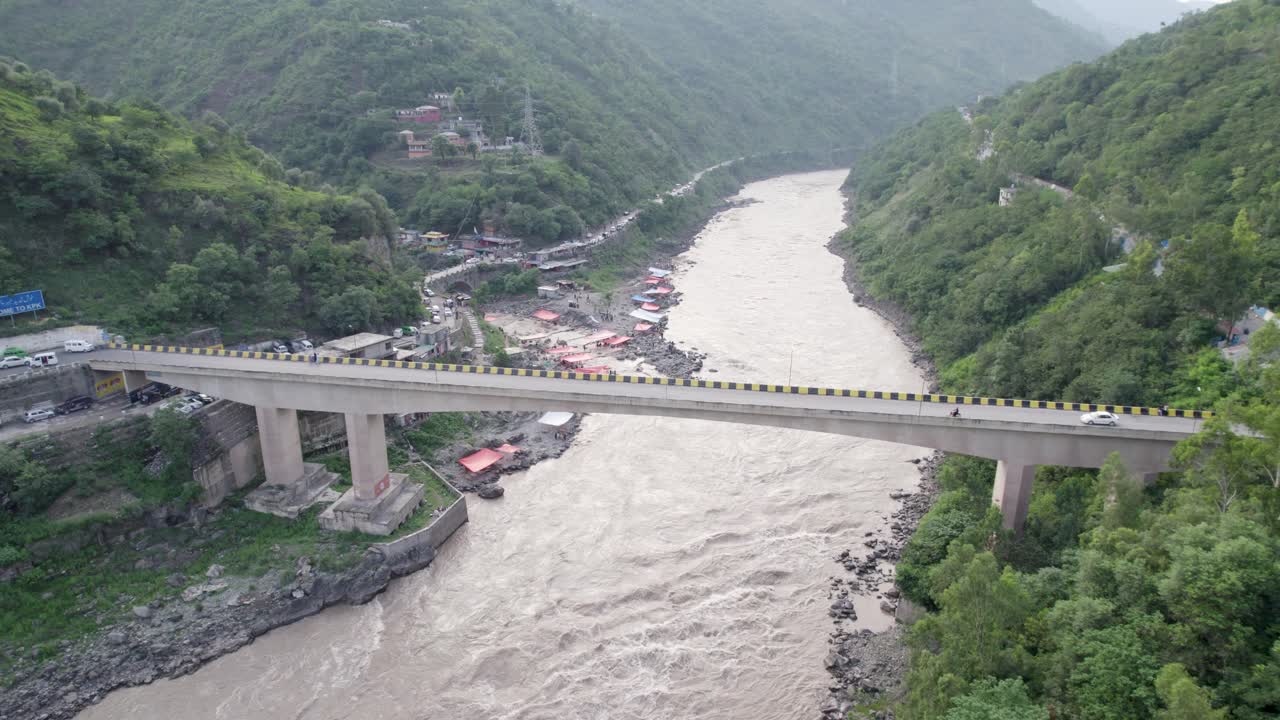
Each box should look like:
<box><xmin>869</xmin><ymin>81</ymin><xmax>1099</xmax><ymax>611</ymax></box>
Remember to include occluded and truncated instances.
<box><xmin>78</xmin><ymin>169</ymin><xmax>926</xmax><ymax>720</ymax></box>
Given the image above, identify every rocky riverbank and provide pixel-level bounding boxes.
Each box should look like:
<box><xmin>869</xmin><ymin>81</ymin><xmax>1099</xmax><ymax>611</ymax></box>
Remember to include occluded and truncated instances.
<box><xmin>2</xmin><ymin>527</ymin><xmax>438</xmax><ymax>720</ymax></box>
<box><xmin>819</xmin><ymin>196</ymin><xmax>945</xmax><ymax>719</ymax></box>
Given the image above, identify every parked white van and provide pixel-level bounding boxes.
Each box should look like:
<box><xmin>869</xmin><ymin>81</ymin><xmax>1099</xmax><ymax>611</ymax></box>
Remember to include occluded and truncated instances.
<box><xmin>27</xmin><ymin>351</ymin><xmax>57</xmax><ymax>367</ymax></box>
<box><xmin>64</xmin><ymin>340</ymin><xmax>96</xmax><ymax>353</ymax></box>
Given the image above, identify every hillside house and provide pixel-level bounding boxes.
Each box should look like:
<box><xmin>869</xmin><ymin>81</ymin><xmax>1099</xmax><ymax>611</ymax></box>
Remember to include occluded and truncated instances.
<box><xmin>395</xmin><ymin>105</ymin><xmax>441</xmax><ymax>123</ymax></box>
<box><xmin>407</xmin><ymin>138</ymin><xmax>433</xmax><ymax>158</ymax></box>
<box><xmin>428</xmin><ymin>92</ymin><xmax>455</xmax><ymax>111</ymax></box>
<box><xmin>437</xmin><ymin>131</ymin><xmax>467</xmax><ymax>148</ymax></box>
<box><xmin>462</xmin><ymin>235</ymin><xmax>522</xmax><ymax>257</ymax></box>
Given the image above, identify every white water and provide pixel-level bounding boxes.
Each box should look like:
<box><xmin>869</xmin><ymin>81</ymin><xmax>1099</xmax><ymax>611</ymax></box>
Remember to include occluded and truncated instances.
<box><xmin>78</xmin><ymin>170</ymin><xmax>925</xmax><ymax>720</ymax></box>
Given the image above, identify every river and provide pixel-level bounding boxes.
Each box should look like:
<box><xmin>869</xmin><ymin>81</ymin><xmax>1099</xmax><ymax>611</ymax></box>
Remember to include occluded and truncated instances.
<box><xmin>78</xmin><ymin>170</ymin><xmax>926</xmax><ymax>720</ymax></box>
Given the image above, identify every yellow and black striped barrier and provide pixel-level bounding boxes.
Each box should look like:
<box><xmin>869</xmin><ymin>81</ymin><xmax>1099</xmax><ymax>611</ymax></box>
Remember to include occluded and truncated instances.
<box><xmin>107</xmin><ymin>343</ymin><xmax>1215</xmax><ymax>419</ymax></box>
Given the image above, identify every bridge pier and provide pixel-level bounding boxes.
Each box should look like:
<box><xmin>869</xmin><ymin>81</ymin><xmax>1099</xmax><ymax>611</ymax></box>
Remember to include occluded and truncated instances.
<box><xmin>318</xmin><ymin>413</ymin><xmax>423</xmax><ymax>535</ymax></box>
<box><xmin>992</xmin><ymin>460</ymin><xmax>1036</xmax><ymax>534</ymax></box>
<box><xmin>244</xmin><ymin>407</ymin><xmax>338</xmax><ymax>518</ymax></box>
<box><xmin>344</xmin><ymin>412</ymin><xmax>392</xmax><ymax>500</ymax></box>
<box><xmin>256</xmin><ymin>407</ymin><xmax>304</xmax><ymax>486</ymax></box>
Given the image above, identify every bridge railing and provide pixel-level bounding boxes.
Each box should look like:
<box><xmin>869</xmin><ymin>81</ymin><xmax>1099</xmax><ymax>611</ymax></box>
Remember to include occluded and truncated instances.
<box><xmin>103</xmin><ymin>343</ymin><xmax>1214</xmax><ymax>419</ymax></box>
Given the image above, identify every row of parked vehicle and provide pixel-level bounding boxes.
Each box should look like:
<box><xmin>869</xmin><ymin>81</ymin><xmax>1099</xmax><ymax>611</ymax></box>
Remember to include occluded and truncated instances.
<box><xmin>271</xmin><ymin>339</ymin><xmax>314</xmax><ymax>355</ymax></box>
<box><xmin>22</xmin><ymin>395</ymin><xmax>94</xmax><ymax>423</ymax></box>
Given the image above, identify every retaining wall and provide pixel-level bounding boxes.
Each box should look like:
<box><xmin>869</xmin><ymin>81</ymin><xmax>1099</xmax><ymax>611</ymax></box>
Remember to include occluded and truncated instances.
<box><xmin>378</xmin><ymin>469</ymin><xmax>468</xmax><ymax>555</ymax></box>
<box><xmin>0</xmin><ymin>325</ymin><xmax>103</xmax><ymax>354</ymax></box>
<box><xmin>0</xmin><ymin>363</ymin><xmax>96</xmax><ymax>421</ymax></box>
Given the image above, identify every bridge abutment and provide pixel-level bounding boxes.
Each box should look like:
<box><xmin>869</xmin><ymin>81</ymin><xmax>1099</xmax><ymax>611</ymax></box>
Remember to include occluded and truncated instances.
<box><xmin>992</xmin><ymin>460</ymin><xmax>1036</xmax><ymax>534</ymax></box>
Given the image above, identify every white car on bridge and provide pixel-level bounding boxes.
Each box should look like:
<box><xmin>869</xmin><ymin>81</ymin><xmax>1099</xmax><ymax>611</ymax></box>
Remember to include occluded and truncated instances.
<box><xmin>1081</xmin><ymin>411</ymin><xmax>1119</xmax><ymax>426</ymax></box>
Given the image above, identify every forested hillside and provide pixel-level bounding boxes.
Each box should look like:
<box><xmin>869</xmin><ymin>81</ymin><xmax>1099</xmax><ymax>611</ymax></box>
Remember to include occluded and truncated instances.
<box><xmin>838</xmin><ymin>2</ymin><xmax>1280</xmax><ymax>718</ymax></box>
<box><xmin>0</xmin><ymin>62</ymin><xmax>418</xmax><ymax>340</ymax></box>
<box><xmin>0</xmin><ymin>0</ymin><xmax>1103</xmax><ymax>240</ymax></box>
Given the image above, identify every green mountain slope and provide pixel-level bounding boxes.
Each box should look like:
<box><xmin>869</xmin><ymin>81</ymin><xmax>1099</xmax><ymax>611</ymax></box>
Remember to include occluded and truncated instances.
<box><xmin>0</xmin><ymin>63</ymin><xmax>418</xmax><ymax>340</ymax></box>
<box><xmin>0</xmin><ymin>0</ymin><xmax>1104</xmax><ymax>236</ymax></box>
<box><xmin>838</xmin><ymin>4</ymin><xmax>1280</xmax><ymax>719</ymax></box>
<box><xmin>842</xmin><ymin>0</ymin><xmax>1280</xmax><ymax>405</ymax></box>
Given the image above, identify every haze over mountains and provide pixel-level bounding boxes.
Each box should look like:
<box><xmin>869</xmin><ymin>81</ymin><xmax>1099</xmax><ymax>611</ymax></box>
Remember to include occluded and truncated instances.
<box><xmin>1035</xmin><ymin>0</ymin><xmax>1220</xmax><ymax>43</ymax></box>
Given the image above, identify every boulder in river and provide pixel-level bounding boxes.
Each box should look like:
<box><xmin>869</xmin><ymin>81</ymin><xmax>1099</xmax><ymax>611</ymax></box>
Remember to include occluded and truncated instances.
<box><xmin>477</xmin><ymin>485</ymin><xmax>505</xmax><ymax>500</ymax></box>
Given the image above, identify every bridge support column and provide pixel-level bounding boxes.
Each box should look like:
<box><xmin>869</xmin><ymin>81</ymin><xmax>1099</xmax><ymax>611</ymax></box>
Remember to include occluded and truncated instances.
<box><xmin>122</xmin><ymin>370</ymin><xmax>149</xmax><ymax>395</ymax></box>
<box><xmin>992</xmin><ymin>461</ymin><xmax>1036</xmax><ymax>534</ymax></box>
<box><xmin>318</xmin><ymin>413</ymin><xmax>423</xmax><ymax>535</ymax></box>
<box><xmin>345</xmin><ymin>412</ymin><xmax>391</xmax><ymax>500</ymax></box>
<box><xmin>256</xmin><ymin>407</ymin><xmax>304</xmax><ymax>486</ymax></box>
<box><xmin>243</xmin><ymin>407</ymin><xmax>338</xmax><ymax>519</ymax></box>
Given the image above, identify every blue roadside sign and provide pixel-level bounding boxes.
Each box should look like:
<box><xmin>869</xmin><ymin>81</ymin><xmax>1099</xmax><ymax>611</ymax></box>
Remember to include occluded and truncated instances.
<box><xmin>0</xmin><ymin>290</ymin><xmax>46</xmax><ymax>317</ymax></box>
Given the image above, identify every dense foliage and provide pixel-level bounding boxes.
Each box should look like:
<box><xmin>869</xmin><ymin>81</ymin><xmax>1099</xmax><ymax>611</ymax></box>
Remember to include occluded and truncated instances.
<box><xmin>839</xmin><ymin>3</ymin><xmax>1280</xmax><ymax>718</ymax></box>
<box><xmin>0</xmin><ymin>61</ymin><xmax>419</xmax><ymax>339</ymax></box>
<box><xmin>0</xmin><ymin>0</ymin><xmax>1103</xmax><ymax>240</ymax></box>
<box><xmin>842</xmin><ymin>0</ymin><xmax>1280</xmax><ymax>406</ymax></box>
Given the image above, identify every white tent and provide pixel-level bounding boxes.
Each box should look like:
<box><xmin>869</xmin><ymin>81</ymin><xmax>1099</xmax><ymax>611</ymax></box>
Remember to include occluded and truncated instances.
<box><xmin>629</xmin><ymin>308</ymin><xmax>665</xmax><ymax>323</ymax></box>
<box><xmin>538</xmin><ymin>411</ymin><xmax>574</xmax><ymax>428</ymax></box>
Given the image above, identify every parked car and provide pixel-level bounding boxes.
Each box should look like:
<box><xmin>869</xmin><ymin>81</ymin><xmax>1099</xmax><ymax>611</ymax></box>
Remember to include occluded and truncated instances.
<box><xmin>63</xmin><ymin>339</ymin><xmax>96</xmax><ymax>353</ymax></box>
<box><xmin>55</xmin><ymin>395</ymin><xmax>94</xmax><ymax>415</ymax></box>
<box><xmin>272</xmin><ymin>343</ymin><xmax>289</xmax><ymax>354</ymax></box>
<box><xmin>175</xmin><ymin>399</ymin><xmax>203</xmax><ymax>415</ymax></box>
<box><xmin>297</xmin><ymin>339</ymin><xmax>314</xmax><ymax>351</ymax></box>
<box><xmin>1081</xmin><ymin>411</ymin><xmax>1119</xmax><ymax>427</ymax></box>
<box><xmin>424</xmin><ymin>288</ymin><xmax>435</xmax><ymax>297</ymax></box>
<box><xmin>0</xmin><ymin>355</ymin><xmax>27</xmax><ymax>369</ymax></box>
<box><xmin>24</xmin><ymin>408</ymin><xmax>55</xmax><ymax>423</ymax></box>
<box><xmin>2</xmin><ymin>347</ymin><xmax>26</xmax><ymax>358</ymax></box>
<box><xmin>184</xmin><ymin>392</ymin><xmax>214</xmax><ymax>406</ymax></box>
<box><xmin>431</xmin><ymin>313</ymin><xmax>442</xmax><ymax>324</ymax></box>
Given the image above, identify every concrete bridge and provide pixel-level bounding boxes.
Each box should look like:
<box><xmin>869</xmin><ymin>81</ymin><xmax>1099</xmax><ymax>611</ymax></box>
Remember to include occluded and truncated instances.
<box><xmin>91</xmin><ymin>345</ymin><xmax>1210</xmax><ymax>534</ymax></box>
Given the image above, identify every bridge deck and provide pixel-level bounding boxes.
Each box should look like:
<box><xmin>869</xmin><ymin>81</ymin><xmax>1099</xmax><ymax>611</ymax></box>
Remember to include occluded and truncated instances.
<box><xmin>92</xmin><ymin>346</ymin><xmax>1206</xmax><ymax>441</ymax></box>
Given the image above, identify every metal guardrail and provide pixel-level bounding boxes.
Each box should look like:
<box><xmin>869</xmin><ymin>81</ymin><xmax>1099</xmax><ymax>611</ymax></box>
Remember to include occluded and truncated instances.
<box><xmin>104</xmin><ymin>344</ymin><xmax>1214</xmax><ymax>419</ymax></box>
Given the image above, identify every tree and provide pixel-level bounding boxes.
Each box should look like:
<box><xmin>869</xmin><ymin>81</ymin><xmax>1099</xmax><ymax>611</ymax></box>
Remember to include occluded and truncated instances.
<box><xmin>432</xmin><ymin>134</ymin><xmax>453</xmax><ymax>159</ymax></box>
<box><xmin>563</xmin><ymin>139</ymin><xmax>583</xmax><ymax>170</ymax></box>
<box><xmin>1098</xmin><ymin>453</ymin><xmax>1143</xmax><ymax>530</ymax></box>
<box><xmin>1155</xmin><ymin>664</ymin><xmax>1227</xmax><ymax>720</ymax></box>
<box><xmin>149</xmin><ymin>408</ymin><xmax>197</xmax><ymax>486</ymax></box>
<box><xmin>945</xmin><ymin>678</ymin><xmax>1048</xmax><ymax>720</ymax></box>
<box><xmin>262</xmin><ymin>265</ymin><xmax>301</xmax><ymax>326</ymax></box>
<box><xmin>1164</xmin><ymin>211</ymin><xmax>1259</xmax><ymax>329</ymax></box>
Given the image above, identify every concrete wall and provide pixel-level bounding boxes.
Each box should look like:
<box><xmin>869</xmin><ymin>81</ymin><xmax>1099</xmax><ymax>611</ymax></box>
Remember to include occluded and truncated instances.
<box><xmin>191</xmin><ymin>401</ymin><xmax>264</xmax><ymax>506</ymax></box>
<box><xmin>0</xmin><ymin>325</ymin><xmax>103</xmax><ymax>354</ymax></box>
<box><xmin>299</xmin><ymin>410</ymin><xmax>346</xmax><ymax>453</ymax></box>
<box><xmin>193</xmin><ymin>436</ymin><xmax>262</xmax><ymax>507</ymax></box>
<box><xmin>0</xmin><ymin>363</ymin><xmax>96</xmax><ymax>422</ymax></box>
<box><xmin>379</xmin><ymin>486</ymin><xmax>468</xmax><ymax>555</ymax></box>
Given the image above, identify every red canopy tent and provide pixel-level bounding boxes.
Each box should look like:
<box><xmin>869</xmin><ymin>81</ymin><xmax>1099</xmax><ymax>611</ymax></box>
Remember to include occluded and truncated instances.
<box><xmin>641</xmin><ymin>302</ymin><xmax>661</xmax><ymax>312</ymax></box>
<box><xmin>459</xmin><ymin>448</ymin><xmax>504</xmax><ymax>473</ymax></box>
<box><xmin>634</xmin><ymin>322</ymin><xmax>654</xmax><ymax>333</ymax></box>
<box><xmin>546</xmin><ymin>346</ymin><xmax>577</xmax><ymax>355</ymax></box>
<box><xmin>560</xmin><ymin>353</ymin><xmax>596</xmax><ymax>365</ymax></box>
<box><xmin>604</xmin><ymin>336</ymin><xmax>632</xmax><ymax>347</ymax></box>
<box><xmin>494</xmin><ymin>443</ymin><xmax>521</xmax><ymax>454</ymax></box>
<box><xmin>532</xmin><ymin>309</ymin><xmax>561</xmax><ymax>322</ymax></box>
<box><xmin>644</xmin><ymin>276</ymin><xmax>663</xmax><ymax>285</ymax></box>
<box><xmin>576</xmin><ymin>366</ymin><xmax>611</xmax><ymax>375</ymax></box>
<box><xmin>583</xmin><ymin>330</ymin><xmax>616</xmax><ymax>344</ymax></box>
<box><xmin>484</xmin><ymin>314</ymin><xmax>499</xmax><ymax>322</ymax></box>
<box><xmin>652</xmin><ymin>286</ymin><xmax>674</xmax><ymax>295</ymax></box>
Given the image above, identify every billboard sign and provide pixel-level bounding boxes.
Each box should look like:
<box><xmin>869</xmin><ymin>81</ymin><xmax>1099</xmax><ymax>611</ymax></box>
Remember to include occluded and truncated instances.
<box><xmin>95</xmin><ymin>372</ymin><xmax>125</xmax><ymax>399</ymax></box>
<box><xmin>0</xmin><ymin>290</ymin><xmax>45</xmax><ymax>318</ymax></box>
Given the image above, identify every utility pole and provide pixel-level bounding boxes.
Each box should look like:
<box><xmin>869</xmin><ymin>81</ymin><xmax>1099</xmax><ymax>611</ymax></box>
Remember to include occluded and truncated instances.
<box><xmin>519</xmin><ymin>85</ymin><xmax>543</xmax><ymax>158</ymax></box>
